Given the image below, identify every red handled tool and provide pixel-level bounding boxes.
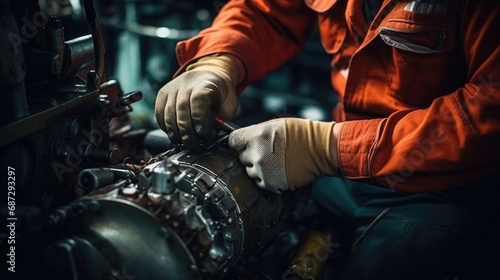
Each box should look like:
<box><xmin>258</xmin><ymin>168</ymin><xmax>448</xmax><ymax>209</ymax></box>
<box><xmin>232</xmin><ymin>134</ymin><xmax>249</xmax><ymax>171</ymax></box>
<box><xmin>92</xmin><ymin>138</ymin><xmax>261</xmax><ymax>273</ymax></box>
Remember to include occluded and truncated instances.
<box><xmin>214</xmin><ymin>115</ymin><xmax>240</xmax><ymax>133</ymax></box>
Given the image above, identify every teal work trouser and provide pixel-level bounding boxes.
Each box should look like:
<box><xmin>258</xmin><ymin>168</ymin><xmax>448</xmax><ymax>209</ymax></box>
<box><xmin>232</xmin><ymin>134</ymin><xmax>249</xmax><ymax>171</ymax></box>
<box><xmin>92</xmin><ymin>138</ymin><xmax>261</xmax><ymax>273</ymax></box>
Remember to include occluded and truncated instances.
<box><xmin>311</xmin><ymin>176</ymin><xmax>498</xmax><ymax>280</ymax></box>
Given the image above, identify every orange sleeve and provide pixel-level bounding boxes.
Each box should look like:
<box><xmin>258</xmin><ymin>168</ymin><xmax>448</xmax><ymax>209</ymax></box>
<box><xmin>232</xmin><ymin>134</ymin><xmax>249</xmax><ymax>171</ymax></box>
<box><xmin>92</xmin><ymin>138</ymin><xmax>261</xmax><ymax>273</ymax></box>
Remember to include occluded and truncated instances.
<box><xmin>338</xmin><ymin>1</ymin><xmax>500</xmax><ymax>193</ymax></box>
<box><xmin>174</xmin><ymin>0</ymin><xmax>316</xmax><ymax>92</ymax></box>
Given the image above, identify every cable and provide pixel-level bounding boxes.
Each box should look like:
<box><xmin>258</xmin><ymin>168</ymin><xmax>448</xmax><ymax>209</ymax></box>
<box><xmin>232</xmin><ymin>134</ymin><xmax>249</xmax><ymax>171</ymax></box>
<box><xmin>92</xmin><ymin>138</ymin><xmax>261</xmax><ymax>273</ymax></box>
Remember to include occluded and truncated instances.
<box><xmin>82</xmin><ymin>0</ymin><xmax>105</xmax><ymax>88</ymax></box>
<box><xmin>351</xmin><ymin>207</ymin><xmax>392</xmax><ymax>252</ymax></box>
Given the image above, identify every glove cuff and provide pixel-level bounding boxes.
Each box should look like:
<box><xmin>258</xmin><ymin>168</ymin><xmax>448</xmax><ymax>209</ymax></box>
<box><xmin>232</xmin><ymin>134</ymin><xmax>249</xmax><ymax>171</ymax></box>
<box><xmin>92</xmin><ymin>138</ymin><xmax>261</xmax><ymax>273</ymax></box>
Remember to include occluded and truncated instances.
<box><xmin>186</xmin><ymin>54</ymin><xmax>242</xmax><ymax>88</ymax></box>
<box><xmin>284</xmin><ymin>118</ymin><xmax>338</xmax><ymax>191</ymax></box>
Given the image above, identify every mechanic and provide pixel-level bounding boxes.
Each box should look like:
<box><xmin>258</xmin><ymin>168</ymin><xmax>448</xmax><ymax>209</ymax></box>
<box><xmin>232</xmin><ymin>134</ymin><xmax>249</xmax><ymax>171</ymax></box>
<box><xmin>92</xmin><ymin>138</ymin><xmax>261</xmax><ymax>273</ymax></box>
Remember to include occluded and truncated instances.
<box><xmin>155</xmin><ymin>0</ymin><xmax>500</xmax><ymax>279</ymax></box>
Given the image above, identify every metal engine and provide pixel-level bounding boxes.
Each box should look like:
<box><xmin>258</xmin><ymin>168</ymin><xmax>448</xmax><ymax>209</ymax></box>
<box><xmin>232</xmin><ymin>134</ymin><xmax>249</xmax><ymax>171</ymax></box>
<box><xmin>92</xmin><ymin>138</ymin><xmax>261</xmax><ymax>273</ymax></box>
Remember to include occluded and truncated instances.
<box><xmin>40</xmin><ymin>140</ymin><xmax>295</xmax><ymax>280</ymax></box>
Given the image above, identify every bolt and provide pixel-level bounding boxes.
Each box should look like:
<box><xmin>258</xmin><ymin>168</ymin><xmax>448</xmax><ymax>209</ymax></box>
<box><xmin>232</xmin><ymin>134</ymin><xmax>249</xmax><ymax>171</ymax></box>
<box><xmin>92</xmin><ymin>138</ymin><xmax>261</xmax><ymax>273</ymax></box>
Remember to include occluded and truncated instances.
<box><xmin>51</xmin><ymin>57</ymin><xmax>61</xmax><ymax>74</ymax></box>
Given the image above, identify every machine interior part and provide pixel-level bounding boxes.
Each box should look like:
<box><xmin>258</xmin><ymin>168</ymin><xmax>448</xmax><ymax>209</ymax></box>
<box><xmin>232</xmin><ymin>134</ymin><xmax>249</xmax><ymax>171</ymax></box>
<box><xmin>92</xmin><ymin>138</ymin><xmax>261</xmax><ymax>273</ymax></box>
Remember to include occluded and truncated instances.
<box><xmin>41</xmin><ymin>140</ymin><xmax>297</xmax><ymax>279</ymax></box>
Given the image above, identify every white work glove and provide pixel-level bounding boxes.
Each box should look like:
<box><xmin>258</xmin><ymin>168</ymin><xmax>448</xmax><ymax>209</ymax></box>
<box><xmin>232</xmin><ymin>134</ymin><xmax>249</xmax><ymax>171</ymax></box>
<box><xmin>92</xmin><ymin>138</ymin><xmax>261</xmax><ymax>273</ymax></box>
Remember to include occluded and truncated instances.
<box><xmin>228</xmin><ymin>118</ymin><xmax>339</xmax><ymax>194</ymax></box>
<box><xmin>155</xmin><ymin>54</ymin><xmax>240</xmax><ymax>148</ymax></box>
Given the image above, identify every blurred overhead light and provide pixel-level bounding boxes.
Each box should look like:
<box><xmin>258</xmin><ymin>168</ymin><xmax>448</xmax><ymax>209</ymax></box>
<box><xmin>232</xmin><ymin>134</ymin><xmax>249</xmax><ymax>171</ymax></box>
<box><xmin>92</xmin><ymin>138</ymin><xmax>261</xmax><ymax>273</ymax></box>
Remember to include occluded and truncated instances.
<box><xmin>155</xmin><ymin>27</ymin><xmax>171</xmax><ymax>38</ymax></box>
<box><xmin>300</xmin><ymin>106</ymin><xmax>327</xmax><ymax>121</ymax></box>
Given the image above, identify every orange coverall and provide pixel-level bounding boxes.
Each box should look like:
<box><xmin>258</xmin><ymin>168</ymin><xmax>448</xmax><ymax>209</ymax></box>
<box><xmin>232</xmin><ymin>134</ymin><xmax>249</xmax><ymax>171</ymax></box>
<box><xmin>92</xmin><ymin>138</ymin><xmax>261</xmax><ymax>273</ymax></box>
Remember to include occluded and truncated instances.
<box><xmin>175</xmin><ymin>0</ymin><xmax>500</xmax><ymax>193</ymax></box>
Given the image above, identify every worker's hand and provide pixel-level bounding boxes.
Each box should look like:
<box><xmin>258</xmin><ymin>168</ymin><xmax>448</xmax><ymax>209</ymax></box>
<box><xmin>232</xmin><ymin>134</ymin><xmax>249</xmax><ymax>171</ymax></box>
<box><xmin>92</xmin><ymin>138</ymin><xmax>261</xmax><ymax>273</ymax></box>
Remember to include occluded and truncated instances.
<box><xmin>155</xmin><ymin>54</ymin><xmax>240</xmax><ymax>149</ymax></box>
<box><xmin>228</xmin><ymin>118</ymin><xmax>340</xmax><ymax>194</ymax></box>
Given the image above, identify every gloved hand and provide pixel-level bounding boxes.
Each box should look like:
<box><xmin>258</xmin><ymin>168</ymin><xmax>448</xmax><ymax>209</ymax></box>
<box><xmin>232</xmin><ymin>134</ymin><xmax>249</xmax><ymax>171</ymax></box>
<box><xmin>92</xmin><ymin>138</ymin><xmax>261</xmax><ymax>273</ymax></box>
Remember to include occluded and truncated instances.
<box><xmin>155</xmin><ymin>54</ymin><xmax>241</xmax><ymax>148</ymax></box>
<box><xmin>228</xmin><ymin>118</ymin><xmax>340</xmax><ymax>194</ymax></box>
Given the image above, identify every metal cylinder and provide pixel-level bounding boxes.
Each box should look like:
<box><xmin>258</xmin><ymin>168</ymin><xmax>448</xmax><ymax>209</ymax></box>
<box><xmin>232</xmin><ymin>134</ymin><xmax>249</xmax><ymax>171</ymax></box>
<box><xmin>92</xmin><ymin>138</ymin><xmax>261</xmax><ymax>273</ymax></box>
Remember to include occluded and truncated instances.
<box><xmin>151</xmin><ymin>158</ymin><xmax>177</xmax><ymax>195</ymax></box>
<box><xmin>62</xmin><ymin>34</ymin><xmax>94</xmax><ymax>79</ymax></box>
<box><xmin>41</xmin><ymin>140</ymin><xmax>295</xmax><ymax>279</ymax></box>
<box><xmin>77</xmin><ymin>168</ymin><xmax>115</xmax><ymax>191</ymax></box>
<box><xmin>45</xmin><ymin>17</ymin><xmax>65</xmax><ymax>80</ymax></box>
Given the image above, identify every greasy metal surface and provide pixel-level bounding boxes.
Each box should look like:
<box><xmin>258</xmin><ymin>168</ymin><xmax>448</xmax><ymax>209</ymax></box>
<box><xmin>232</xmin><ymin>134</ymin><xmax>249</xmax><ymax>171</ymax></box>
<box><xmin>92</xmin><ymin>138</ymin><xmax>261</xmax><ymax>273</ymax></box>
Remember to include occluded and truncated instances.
<box><xmin>0</xmin><ymin>89</ymin><xmax>100</xmax><ymax>146</ymax></box>
<box><xmin>286</xmin><ymin>230</ymin><xmax>332</xmax><ymax>280</ymax></box>
<box><xmin>45</xmin><ymin>197</ymin><xmax>198</xmax><ymax>280</ymax></box>
<box><xmin>53</xmin><ymin>141</ymin><xmax>293</xmax><ymax>279</ymax></box>
<box><xmin>168</xmin><ymin>142</ymin><xmax>292</xmax><ymax>278</ymax></box>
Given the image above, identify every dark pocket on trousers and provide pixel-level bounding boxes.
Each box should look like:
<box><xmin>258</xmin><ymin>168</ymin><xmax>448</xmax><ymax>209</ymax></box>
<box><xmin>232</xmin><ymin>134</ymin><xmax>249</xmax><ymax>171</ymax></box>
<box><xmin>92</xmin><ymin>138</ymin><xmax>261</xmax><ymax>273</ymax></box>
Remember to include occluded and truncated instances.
<box><xmin>395</xmin><ymin>221</ymin><xmax>468</xmax><ymax>279</ymax></box>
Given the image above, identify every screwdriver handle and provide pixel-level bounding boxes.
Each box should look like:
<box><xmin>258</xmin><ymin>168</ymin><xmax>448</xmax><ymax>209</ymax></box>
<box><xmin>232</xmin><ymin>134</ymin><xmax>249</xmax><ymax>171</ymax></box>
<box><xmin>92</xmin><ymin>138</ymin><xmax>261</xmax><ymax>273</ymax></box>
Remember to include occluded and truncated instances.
<box><xmin>214</xmin><ymin>115</ymin><xmax>240</xmax><ymax>133</ymax></box>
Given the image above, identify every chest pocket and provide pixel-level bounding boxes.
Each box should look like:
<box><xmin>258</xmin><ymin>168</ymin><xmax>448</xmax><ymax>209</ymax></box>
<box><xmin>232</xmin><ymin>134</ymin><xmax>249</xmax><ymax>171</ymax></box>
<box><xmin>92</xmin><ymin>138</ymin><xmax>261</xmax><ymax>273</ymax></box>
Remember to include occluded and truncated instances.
<box><xmin>379</xmin><ymin>1</ymin><xmax>463</xmax><ymax>107</ymax></box>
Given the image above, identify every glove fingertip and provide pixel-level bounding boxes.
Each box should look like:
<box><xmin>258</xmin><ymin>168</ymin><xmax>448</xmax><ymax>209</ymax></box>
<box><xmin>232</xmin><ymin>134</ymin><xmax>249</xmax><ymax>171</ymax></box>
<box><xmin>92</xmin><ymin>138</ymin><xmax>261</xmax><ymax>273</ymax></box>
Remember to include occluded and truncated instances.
<box><xmin>228</xmin><ymin>129</ymin><xmax>245</xmax><ymax>151</ymax></box>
